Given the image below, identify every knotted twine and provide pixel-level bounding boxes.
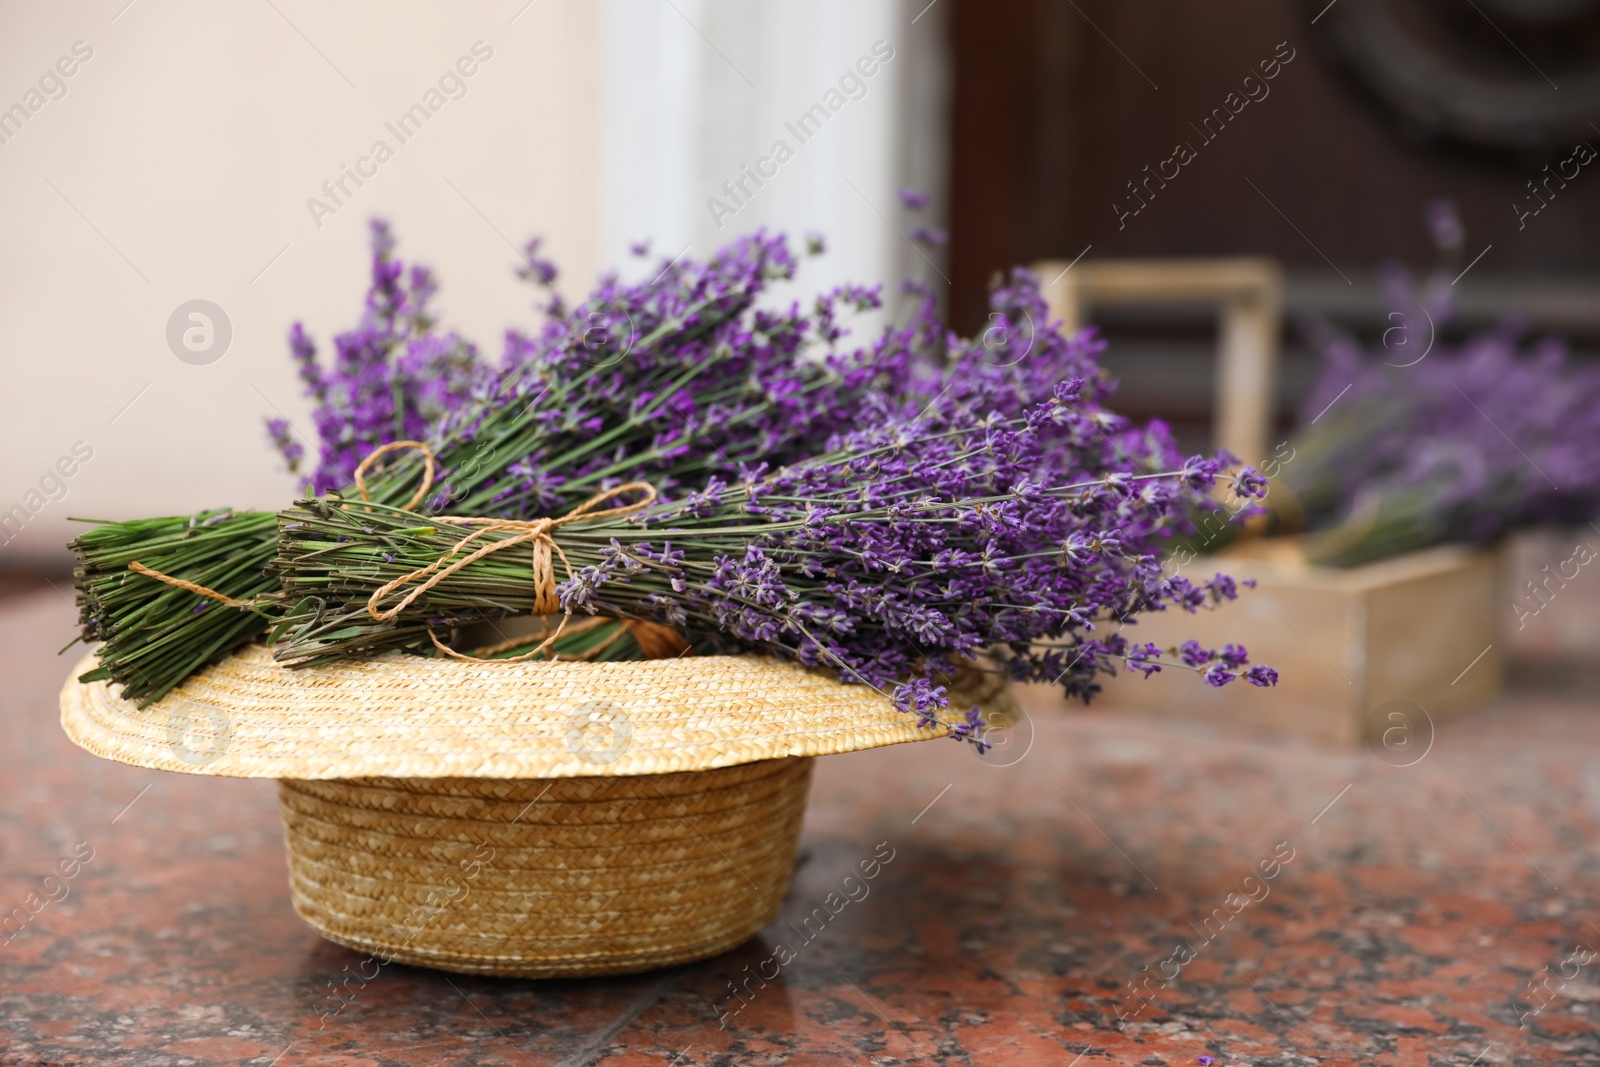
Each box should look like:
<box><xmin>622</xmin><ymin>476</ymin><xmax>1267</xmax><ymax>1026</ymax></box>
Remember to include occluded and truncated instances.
<box><xmin>363</xmin><ymin>471</ymin><xmax>659</xmax><ymax>663</ymax></box>
<box><xmin>128</xmin><ymin>440</ymin><xmax>681</xmax><ymax>662</ymax></box>
<box><xmin>125</xmin><ymin>439</ymin><xmax>443</xmax><ymax>612</ymax></box>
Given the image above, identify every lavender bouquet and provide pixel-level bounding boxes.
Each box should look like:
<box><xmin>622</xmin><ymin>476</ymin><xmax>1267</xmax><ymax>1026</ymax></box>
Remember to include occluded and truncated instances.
<box><xmin>73</xmin><ymin>216</ymin><xmax>1275</xmax><ymax>732</ymax></box>
<box><xmin>1282</xmin><ymin>204</ymin><xmax>1600</xmax><ymax>567</ymax></box>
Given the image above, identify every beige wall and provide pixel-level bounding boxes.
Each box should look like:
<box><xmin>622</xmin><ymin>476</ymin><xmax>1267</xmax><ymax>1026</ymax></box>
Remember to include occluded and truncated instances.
<box><xmin>0</xmin><ymin>0</ymin><xmax>945</xmax><ymax>566</ymax></box>
<box><xmin>0</xmin><ymin>1</ymin><xmax>603</xmax><ymax>563</ymax></box>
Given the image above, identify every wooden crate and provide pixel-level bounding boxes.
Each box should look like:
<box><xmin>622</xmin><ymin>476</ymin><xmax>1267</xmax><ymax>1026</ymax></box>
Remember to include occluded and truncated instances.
<box><xmin>1092</xmin><ymin>540</ymin><xmax>1505</xmax><ymax>747</ymax></box>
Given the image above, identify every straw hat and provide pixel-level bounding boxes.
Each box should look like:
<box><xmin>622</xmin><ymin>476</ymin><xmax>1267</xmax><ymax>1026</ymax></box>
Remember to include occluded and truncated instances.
<box><xmin>60</xmin><ymin>646</ymin><xmax>1016</xmax><ymax>780</ymax></box>
<box><xmin>59</xmin><ymin>645</ymin><xmax>1017</xmax><ymax>977</ymax></box>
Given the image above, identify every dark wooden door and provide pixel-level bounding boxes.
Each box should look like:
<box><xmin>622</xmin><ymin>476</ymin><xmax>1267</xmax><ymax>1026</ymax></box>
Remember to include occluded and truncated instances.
<box><xmin>948</xmin><ymin>0</ymin><xmax>1600</xmax><ymax>333</ymax></box>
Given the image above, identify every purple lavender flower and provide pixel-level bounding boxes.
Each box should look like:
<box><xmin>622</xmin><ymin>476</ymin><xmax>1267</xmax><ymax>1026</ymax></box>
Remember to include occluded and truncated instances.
<box><xmin>1424</xmin><ymin>199</ymin><xmax>1464</xmax><ymax>251</ymax></box>
<box><xmin>1213</xmin><ymin>644</ymin><xmax>1245</xmax><ymax>670</ymax></box>
<box><xmin>1234</xmin><ymin>466</ymin><xmax>1269</xmax><ymax>499</ymax></box>
<box><xmin>265</xmin><ymin>418</ymin><xmax>304</xmax><ymax>473</ymax></box>
<box><xmin>269</xmin><ymin>221</ymin><xmax>488</xmax><ymax>493</ymax></box>
<box><xmin>517</xmin><ymin>237</ymin><xmax>558</xmax><ymax>287</ymax></box>
<box><xmin>1246</xmin><ymin>664</ymin><xmax>1279</xmax><ymax>687</ymax></box>
<box><xmin>1127</xmin><ymin>642</ymin><xmax>1163</xmax><ymax>678</ymax></box>
<box><xmin>1181</xmin><ymin>455</ymin><xmax>1219</xmax><ymax>491</ymax></box>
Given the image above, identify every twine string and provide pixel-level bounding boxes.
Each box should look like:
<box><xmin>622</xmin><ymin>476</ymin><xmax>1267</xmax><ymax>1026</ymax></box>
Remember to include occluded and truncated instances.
<box><xmin>367</xmin><ymin>481</ymin><xmax>658</xmax><ymax>662</ymax></box>
<box><xmin>126</xmin><ymin>561</ymin><xmax>265</xmax><ymax>609</ymax></box>
<box><xmin>127</xmin><ymin>440</ymin><xmax>441</xmax><ymax>610</ymax></box>
<box><xmin>353</xmin><ymin>439</ymin><xmax>437</xmax><ymax>511</ymax></box>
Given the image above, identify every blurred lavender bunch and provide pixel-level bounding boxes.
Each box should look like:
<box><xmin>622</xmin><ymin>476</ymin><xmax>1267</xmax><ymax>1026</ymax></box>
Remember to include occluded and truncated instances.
<box><xmin>267</xmin><ymin>220</ymin><xmax>487</xmax><ymax>493</ymax></box>
<box><xmin>1289</xmin><ymin>201</ymin><xmax>1600</xmax><ymax>566</ymax></box>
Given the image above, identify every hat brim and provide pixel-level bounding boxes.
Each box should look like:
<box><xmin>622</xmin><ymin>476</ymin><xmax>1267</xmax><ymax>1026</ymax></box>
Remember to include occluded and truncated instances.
<box><xmin>57</xmin><ymin>646</ymin><xmax>1010</xmax><ymax>779</ymax></box>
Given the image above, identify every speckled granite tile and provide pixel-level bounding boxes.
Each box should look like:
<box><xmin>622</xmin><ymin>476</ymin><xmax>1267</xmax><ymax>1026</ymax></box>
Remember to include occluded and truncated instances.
<box><xmin>3</xmin><ymin>590</ymin><xmax>1598</xmax><ymax>1066</ymax></box>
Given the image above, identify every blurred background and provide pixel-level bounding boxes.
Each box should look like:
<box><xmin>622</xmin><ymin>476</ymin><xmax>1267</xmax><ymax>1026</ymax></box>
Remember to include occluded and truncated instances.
<box><xmin>0</xmin><ymin>0</ymin><xmax>944</xmax><ymax>567</ymax></box>
<box><xmin>2</xmin><ymin>0</ymin><xmax>1598</xmax><ymax>665</ymax></box>
<box><xmin>10</xmin><ymin>9</ymin><xmax>1600</xmax><ymax>1058</ymax></box>
<box><xmin>947</xmin><ymin>0</ymin><xmax>1600</xmax><ymax>449</ymax></box>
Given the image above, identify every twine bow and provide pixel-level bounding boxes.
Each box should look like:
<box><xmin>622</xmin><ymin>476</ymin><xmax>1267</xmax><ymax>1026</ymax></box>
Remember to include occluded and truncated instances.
<box><xmin>366</xmin><ymin>480</ymin><xmax>658</xmax><ymax>662</ymax></box>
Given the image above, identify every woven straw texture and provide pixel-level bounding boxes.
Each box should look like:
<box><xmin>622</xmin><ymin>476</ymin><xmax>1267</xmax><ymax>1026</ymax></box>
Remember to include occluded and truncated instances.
<box><xmin>59</xmin><ymin>646</ymin><xmax>1019</xmax><ymax>780</ymax></box>
<box><xmin>280</xmin><ymin>758</ymin><xmax>813</xmax><ymax>977</ymax></box>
